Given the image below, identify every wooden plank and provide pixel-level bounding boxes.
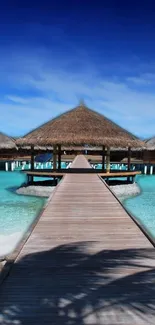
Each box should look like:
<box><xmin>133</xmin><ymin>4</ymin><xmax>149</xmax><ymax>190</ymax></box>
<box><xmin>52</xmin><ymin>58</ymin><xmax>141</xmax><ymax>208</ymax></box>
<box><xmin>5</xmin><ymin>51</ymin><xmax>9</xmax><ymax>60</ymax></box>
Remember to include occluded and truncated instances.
<box><xmin>0</xmin><ymin>155</ymin><xmax>155</xmax><ymax>325</ymax></box>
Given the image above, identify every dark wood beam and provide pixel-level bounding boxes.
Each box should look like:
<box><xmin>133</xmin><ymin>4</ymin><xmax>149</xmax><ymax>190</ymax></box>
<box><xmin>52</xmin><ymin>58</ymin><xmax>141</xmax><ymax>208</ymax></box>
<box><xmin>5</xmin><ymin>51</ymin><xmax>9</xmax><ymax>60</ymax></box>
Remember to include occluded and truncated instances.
<box><xmin>58</xmin><ymin>145</ymin><xmax>61</xmax><ymax>170</ymax></box>
<box><xmin>128</xmin><ymin>147</ymin><xmax>131</xmax><ymax>171</ymax></box>
<box><xmin>53</xmin><ymin>145</ymin><xmax>57</xmax><ymax>170</ymax></box>
<box><xmin>102</xmin><ymin>145</ymin><xmax>105</xmax><ymax>171</ymax></box>
<box><xmin>30</xmin><ymin>145</ymin><xmax>34</xmax><ymax>171</ymax></box>
<box><xmin>106</xmin><ymin>147</ymin><xmax>110</xmax><ymax>173</ymax></box>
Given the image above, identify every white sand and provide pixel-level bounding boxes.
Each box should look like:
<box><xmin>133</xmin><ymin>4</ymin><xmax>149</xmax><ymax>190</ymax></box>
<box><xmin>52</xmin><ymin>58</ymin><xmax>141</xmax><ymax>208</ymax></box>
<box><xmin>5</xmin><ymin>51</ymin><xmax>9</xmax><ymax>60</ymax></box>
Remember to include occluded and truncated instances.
<box><xmin>110</xmin><ymin>182</ymin><xmax>140</xmax><ymax>198</ymax></box>
<box><xmin>0</xmin><ymin>232</ymin><xmax>23</xmax><ymax>259</ymax></box>
<box><xmin>16</xmin><ymin>183</ymin><xmax>140</xmax><ymax>199</ymax></box>
<box><xmin>16</xmin><ymin>185</ymin><xmax>55</xmax><ymax>197</ymax></box>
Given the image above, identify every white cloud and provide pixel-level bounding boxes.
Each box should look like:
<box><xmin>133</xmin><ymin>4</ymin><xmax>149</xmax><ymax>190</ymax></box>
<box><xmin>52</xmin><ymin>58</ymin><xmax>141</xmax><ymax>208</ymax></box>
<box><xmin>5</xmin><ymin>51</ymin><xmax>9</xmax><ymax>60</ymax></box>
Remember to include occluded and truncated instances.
<box><xmin>127</xmin><ymin>73</ymin><xmax>155</xmax><ymax>85</ymax></box>
<box><xmin>127</xmin><ymin>76</ymin><xmax>151</xmax><ymax>85</ymax></box>
<box><xmin>1</xmin><ymin>54</ymin><xmax>155</xmax><ymax>138</ymax></box>
<box><xmin>0</xmin><ymin>99</ymin><xmax>72</xmax><ymax>136</ymax></box>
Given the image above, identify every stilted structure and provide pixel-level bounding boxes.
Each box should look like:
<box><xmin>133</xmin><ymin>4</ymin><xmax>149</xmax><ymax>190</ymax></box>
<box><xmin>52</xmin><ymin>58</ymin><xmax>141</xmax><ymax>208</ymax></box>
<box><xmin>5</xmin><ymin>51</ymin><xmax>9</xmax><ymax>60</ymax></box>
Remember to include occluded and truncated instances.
<box><xmin>16</xmin><ymin>102</ymin><xmax>144</xmax><ymax>182</ymax></box>
<box><xmin>0</xmin><ymin>132</ymin><xmax>18</xmax><ymax>171</ymax></box>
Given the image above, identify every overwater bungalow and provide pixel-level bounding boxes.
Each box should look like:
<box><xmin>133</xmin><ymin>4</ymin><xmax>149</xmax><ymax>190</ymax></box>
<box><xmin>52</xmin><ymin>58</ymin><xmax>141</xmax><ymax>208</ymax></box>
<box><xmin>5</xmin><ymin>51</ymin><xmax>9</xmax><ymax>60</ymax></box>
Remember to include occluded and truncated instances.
<box><xmin>0</xmin><ymin>132</ymin><xmax>17</xmax><ymax>152</ymax></box>
<box><xmin>2</xmin><ymin>106</ymin><xmax>155</xmax><ymax>325</ymax></box>
<box><xmin>143</xmin><ymin>137</ymin><xmax>155</xmax><ymax>164</ymax></box>
<box><xmin>16</xmin><ymin>102</ymin><xmax>144</xmax><ymax>182</ymax></box>
<box><xmin>0</xmin><ymin>132</ymin><xmax>18</xmax><ymax>170</ymax></box>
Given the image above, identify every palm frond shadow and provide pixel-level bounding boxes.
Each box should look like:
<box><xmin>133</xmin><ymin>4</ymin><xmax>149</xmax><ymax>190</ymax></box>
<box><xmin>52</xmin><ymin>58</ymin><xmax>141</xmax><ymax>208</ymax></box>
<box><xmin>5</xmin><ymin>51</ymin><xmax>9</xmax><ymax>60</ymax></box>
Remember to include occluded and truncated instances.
<box><xmin>1</xmin><ymin>242</ymin><xmax>155</xmax><ymax>324</ymax></box>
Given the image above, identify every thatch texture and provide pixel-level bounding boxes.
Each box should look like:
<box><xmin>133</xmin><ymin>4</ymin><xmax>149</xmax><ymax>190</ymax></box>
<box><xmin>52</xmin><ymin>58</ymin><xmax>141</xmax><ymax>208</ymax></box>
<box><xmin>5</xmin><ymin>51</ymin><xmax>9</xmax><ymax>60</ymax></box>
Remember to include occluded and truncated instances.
<box><xmin>145</xmin><ymin>137</ymin><xmax>155</xmax><ymax>150</ymax></box>
<box><xmin>121</xmin><ymin>157</ymin><xmax>144</xmax><ymax>163</ymax></box>
<box><xmin>0</xmin><ymin>132</ymin><xmax>17</xmax><ymax>149</ymax></box>
<box><xmin>16</xmin><ymin>104</ymin><xmax>144</xmax><ymax>148</ymax></box>
<box><xmin>18</xmin><ymin>145</ymin><xmax>145</xmax><ymax>152</ymax></box>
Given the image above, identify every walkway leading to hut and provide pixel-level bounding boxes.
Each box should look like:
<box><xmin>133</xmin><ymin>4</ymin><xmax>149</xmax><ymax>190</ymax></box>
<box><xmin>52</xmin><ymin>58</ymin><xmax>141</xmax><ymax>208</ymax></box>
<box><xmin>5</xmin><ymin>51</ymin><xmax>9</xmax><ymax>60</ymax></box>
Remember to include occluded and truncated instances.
<box><xmin>0</xmin><ymin>155</ymin><xmax>155</xmax><ymax>325</ymax></box>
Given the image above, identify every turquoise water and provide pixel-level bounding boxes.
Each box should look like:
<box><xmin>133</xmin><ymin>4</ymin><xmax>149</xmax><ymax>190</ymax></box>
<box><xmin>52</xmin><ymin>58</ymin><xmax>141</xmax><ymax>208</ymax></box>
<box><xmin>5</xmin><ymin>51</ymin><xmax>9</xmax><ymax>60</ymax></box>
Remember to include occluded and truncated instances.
<box><xmin>15</xmin><ymin>161</ymin><xmax>67</xmax><ymax>171</ymax></box>
<box><xmin>16</xmin><ymin>162</ymin><xmax>135</xmax><ymax>171</ymax></box>
<box><xmin>0</xmin><ymin>171</ymin><xmax>46</xmax><ymax>235</ymax></box>
<box><xmin>124</xmin><ymin>175</ymin><xmax>155</xmax><ymax>239</ymax></box>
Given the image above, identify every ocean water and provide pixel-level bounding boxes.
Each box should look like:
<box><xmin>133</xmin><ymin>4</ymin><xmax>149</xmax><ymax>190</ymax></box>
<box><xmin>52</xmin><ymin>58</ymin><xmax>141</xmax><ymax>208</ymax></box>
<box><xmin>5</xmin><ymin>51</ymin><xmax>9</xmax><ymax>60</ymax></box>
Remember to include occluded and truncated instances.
<box><xmin>0</xmin><ymin>171</ymin><xmax>46</xmax><ymax>257</ymax></box>
<box><xmin>123</xmin><ymin>175</ymin><xmax>155</xmax><ymax>239</ymax></box>
<box><xmin>15</xmin><ymin>161</ymin><xmax>67</xmax><ymax>171</ymax></box>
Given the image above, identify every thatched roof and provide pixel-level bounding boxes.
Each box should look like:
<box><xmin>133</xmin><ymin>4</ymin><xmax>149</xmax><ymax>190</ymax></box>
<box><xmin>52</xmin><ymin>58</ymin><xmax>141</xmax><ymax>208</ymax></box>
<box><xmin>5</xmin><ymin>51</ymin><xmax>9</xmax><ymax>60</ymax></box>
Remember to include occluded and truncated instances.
<box><xmin>145</xmin><ymin>137</ymin><xmax>155</xmax><ymax>150</ymax></box>
<box><xmin>121</xmin><ymin>157</ymin><xmax>143</xmax><ymax>163</ymax></box>
<box><xmin>16</xmin><ymin>103</ymin><xmax>144</xmax><ymax>148</ymax></box>
<box><xmin>19</xmin><ymin>145</ymin><xmax>144</xmax><ymax>152</ymax></box>
<box><xmin>0</xmin><ymin>132</ymin><xmax>17</xmax><ymax>150</ymax></box>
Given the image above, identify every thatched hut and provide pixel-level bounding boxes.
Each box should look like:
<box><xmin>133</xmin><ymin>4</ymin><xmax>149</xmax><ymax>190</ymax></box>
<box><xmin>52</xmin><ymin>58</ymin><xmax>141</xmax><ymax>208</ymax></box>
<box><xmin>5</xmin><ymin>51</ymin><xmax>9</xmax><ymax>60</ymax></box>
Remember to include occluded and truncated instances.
<box><xmin>16</xmin><ymin>103</ymin><xmax>144</xmax><ymax>171</ymax></box>
<box><xmin>0</xmin><ymin>132</ymin><xmax>17</xmax><ymax>153</ymax></box>
<box><xmin>145</xmin><ymin>137</ymin><xmax>155</xmax><ymax>150</ymax></box>
<box><xmin>143</xmin><ymin>137</ymin><xmax>155</xmax><ymax>163</ymax></box>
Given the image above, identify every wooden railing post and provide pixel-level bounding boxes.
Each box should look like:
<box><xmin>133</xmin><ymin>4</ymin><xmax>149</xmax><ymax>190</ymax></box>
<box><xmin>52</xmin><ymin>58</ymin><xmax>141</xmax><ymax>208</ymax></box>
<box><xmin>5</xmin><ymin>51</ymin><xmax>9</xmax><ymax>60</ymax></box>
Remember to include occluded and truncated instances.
<box><xmin>106</xmin><ymin>147</ymin><xmax>110</xmax><ymax>173</ymax></box>
<box><xmin>58</xmin><ymin>145</ymin><xmax>61</xmax><ymax>170</ymax></box>
<box><xmin>102</xmin><ymin>145</ymin><xmax>105</xmax><ymax>171</ymax></box>
<box><xmin>128</xmin><ymin>147</ymin><xmax>131</xmax><ymax>171</ymax></box>
<box><xmin>53</xmin><ymin>145</ymin><xmax>57</xmax><ymax>170</ymax></box>
<box><xmin>31</xmin><ymin>145</ymin><xmax>34</xmax><ymax>171</ymax></box>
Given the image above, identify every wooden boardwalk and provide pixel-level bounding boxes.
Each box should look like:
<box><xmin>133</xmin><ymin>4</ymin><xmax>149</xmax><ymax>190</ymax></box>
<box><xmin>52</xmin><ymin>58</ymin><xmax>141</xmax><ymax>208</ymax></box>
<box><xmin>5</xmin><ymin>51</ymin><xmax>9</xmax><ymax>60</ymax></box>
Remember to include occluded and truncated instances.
<box><xmin>0</xmin><ymin>155</ymin><xmax>155</xmax><ymax>325</ymax></box>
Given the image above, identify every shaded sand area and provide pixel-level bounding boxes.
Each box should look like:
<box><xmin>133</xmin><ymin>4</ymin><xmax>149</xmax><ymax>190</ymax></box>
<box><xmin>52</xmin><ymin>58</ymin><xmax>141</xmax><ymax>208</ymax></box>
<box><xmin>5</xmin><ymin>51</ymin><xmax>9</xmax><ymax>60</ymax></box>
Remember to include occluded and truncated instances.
<box><xmin>0</xmin><ymin>155</ymin><xmax>155</xmax><ymax>325</ymax></box>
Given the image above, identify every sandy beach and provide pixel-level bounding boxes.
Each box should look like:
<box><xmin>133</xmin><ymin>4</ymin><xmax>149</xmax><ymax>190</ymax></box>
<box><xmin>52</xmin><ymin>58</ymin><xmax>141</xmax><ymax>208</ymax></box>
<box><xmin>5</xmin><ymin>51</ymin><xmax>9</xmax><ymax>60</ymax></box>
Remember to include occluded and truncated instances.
<box><xmin>0</xmin><ymin>231</ymin><xmax>23</xmax><ymax>259</ymax></box>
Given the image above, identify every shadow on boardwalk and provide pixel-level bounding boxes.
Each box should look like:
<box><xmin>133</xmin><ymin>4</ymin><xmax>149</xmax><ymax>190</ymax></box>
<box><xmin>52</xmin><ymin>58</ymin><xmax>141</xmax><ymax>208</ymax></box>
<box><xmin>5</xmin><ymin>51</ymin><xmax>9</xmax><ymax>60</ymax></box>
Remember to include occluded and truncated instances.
<box><xmin>0</xmin><ymin>242</ymin><xmax>155</xmax><ymax>324</ymax></box>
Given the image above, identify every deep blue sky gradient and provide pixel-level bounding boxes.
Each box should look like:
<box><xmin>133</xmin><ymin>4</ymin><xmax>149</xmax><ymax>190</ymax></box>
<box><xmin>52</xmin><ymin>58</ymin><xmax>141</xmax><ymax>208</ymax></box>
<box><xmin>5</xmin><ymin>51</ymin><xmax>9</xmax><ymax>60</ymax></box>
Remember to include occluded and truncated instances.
<box><xmin>0</xmin><ymin>0</ymin><xmax>155</xmax><ymax>138</ymax></box>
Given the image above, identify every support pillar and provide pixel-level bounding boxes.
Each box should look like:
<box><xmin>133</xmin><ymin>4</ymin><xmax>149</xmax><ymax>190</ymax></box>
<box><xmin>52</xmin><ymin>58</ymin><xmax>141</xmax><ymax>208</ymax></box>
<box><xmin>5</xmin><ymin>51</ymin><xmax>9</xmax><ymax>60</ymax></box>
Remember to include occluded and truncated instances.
<box><xmin>11</xmin><ymin>162</ymin><xmax>14</xmax><ymax>171</ymax></box>
<box><xmin>102</xmin><ymin>145</ymin><xmax>105</xmax><ymax>171</ymax></box>
<box><xmin>30</xmin><ymin>146</ymin><xmax>34</xmax><ymax>171</ymax></box>
<box><xmin>127</xmin><ymin>147</ymin><xmax>131</xmax><ymax>171</ymax></box>
<box><xmin>30</xmin><ymin>145</ymin><xmax>34</xmax><ymax>183</ymax></box>
<box><xmin>58</xmin><ymin>144</ymin><xmax>61</xmax><ymax>170</ymax></box>
<box><xmin>106</xmin><ymin>147</ymin><xmax>110</xmax><ymax>173</ymax></box>
<box><xmin>53</xmin><ymin>145</ymin><xmax>57</xmax><ymax>170</ymax></box>
<box><xmin>5</xmin><ymin>162</ymin><xmax>8</xmax><ymax>171</ymax></box>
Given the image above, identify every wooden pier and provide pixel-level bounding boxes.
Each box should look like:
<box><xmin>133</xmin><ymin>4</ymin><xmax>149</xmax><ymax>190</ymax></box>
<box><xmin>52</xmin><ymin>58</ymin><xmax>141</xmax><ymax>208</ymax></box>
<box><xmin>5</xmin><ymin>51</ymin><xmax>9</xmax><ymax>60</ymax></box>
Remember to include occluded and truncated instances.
<box><xmin>0</xmin><ymin>155</ymin><xmax>155</xmax><ymax>324</ymax></box>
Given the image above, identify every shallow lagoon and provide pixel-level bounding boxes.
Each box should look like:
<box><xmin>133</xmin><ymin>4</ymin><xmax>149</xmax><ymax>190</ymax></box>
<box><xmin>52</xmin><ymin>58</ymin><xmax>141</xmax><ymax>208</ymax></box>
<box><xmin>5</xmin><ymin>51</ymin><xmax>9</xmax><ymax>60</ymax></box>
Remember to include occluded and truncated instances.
<box><xmin>0</xmin><ymin>171</ymin><xmax>46</xmax><ymax>257</ymax></box>
<box><xmin>124</xmin><ymin>175</ymin><xmax>155</xmax><ymax>239</ymax></box>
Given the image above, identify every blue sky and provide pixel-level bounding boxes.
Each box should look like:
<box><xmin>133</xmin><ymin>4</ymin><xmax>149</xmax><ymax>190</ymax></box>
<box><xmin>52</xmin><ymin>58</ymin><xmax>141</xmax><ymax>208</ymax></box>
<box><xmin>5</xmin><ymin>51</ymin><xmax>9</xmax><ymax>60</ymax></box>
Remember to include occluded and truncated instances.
<box><xmin>1</xmin><ymin>0</ymin><xmax>155</xmax><ymax>138</ymax></box>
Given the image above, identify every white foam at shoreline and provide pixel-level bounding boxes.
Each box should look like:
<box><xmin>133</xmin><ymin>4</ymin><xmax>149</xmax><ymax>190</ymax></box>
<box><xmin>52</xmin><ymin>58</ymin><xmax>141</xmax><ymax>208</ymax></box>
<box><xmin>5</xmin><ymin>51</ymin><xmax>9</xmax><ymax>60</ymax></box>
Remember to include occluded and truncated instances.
<box><xmin>110</xmin><ymin>182</ymin><xmax>140</xmax><ymax>198</ymax></box>
<box><xmin>0</xmin><ymin>232</ymin><xmax>23</xmax><ymax>258</ymax></box>
<box><xmin>16</xmin><ymin>185</ymin><xmax>55</xmax><ymax>197</ymax></box>
<box><xmin>16</xmin><ymin>183</ymin><xmax>140</xmax><ymax>200</ymax></box>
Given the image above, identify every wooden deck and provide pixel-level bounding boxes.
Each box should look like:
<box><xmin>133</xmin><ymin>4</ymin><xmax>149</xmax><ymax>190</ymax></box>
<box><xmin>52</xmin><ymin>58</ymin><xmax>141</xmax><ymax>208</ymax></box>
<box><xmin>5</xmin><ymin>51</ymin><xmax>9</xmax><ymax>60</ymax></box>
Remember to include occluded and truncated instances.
<box><xmin>0</xmin><ymin>155</ymin><xmax>155</xmax><ymax>324</ymax></box>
